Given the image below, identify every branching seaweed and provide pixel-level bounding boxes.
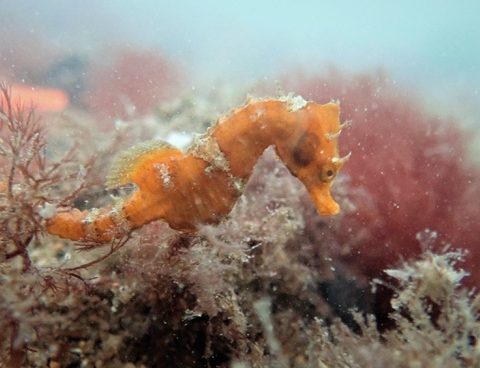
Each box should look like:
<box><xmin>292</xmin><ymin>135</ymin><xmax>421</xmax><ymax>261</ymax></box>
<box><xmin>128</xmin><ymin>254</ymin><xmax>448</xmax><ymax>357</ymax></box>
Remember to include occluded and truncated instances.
<box><xmin>0</xmin><ymin>83</ymin><xmax>96</xmax><ymax>366</ymax></box>
<box><xmin>0</xmin><ymin>83</ymin><xmax>94</xmax><ymax>270</ymax></box>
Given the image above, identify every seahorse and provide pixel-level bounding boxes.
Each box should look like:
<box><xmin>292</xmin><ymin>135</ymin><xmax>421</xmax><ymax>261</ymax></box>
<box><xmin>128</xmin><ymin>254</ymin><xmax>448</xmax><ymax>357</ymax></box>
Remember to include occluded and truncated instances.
<box><xmin>46</xmin><ymin>95</ymin><xmax>350</xmax><ymax>243</ymax></box>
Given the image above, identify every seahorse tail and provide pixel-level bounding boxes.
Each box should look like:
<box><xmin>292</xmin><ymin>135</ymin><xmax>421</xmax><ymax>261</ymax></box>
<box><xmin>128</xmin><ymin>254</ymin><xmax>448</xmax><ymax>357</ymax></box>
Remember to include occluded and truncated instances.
<box><xmin>46</xmin><ymin>205</ymin><xmax>131</xmax><ymax>243</ymax></box>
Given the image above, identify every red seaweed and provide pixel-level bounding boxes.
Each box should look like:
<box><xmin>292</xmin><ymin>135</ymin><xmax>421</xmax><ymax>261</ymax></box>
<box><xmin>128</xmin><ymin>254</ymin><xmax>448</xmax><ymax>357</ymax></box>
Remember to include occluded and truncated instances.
<box><xmin>290</xmin><ymin>69</ymin><xmax>480</xmax><ymax>287</ymax></box>
<box><xmin>84</xmin><ymin>48</ymin><xmax>180</xmax><ymax>121</ymax></box>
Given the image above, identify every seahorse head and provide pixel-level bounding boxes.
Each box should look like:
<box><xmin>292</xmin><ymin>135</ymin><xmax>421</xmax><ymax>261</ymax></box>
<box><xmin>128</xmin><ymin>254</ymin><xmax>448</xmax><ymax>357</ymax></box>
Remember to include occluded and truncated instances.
<box><xmin>277</xmin><ymin>101</ymin><xmax>349</xmax><ymax>216</ymax></box>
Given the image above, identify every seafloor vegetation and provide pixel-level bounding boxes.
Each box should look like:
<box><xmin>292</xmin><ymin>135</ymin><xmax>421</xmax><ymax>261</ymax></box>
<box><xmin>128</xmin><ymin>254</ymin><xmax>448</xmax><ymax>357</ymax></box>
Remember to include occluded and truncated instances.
<box><xmin>1</xmin><ymin>50</ymin><xmax>479</xmax><ymax>367</ymax></box>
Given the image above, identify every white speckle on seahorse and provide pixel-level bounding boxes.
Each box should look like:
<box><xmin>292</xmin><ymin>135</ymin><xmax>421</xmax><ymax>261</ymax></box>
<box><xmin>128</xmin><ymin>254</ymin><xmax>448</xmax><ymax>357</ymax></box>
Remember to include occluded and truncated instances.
<box><xmin>279</xmin><ymin>93</ymin><xmax>308</xmax><ymax>112</ymax></box>
<box><xmin>188</xmin><ymin>133</ymin><xmax>230</xmax><ymax>173</ymax></box>
<box><xmin>154</xmin><ymin>163</ymin><xmax>172</xmax><ymax>188</ymax></box>
<box><xmin>250</xmin><ymin>108</ymin><xmax>266</xmax><ymax>122</ymax></box>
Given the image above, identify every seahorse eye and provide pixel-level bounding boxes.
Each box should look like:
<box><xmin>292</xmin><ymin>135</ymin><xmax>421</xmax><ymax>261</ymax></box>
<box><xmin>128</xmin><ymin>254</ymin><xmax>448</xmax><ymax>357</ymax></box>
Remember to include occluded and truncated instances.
<box><xmin>320</xmin><ymin>166</ymin><xmax>336</xmax><ymax>182</ymax></box>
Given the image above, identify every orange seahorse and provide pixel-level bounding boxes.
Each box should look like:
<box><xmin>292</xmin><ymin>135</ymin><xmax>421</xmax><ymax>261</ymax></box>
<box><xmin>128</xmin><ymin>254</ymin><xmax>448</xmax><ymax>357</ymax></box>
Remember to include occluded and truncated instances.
<box><xmin>46</xmin><ymin>95</ymin><xmax>350</xmax><ymax>243</ymax></box>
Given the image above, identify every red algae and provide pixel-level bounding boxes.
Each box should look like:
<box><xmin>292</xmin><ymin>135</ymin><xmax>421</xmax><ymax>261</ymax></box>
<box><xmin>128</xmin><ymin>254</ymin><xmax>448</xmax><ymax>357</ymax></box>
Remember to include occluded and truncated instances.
<box><xmin>290</xmin><ymin>70</ymin><xmax>480</xmax><ymax>287</ymax></box>
<box><xmin>84</xmin><ymin>48</ymin><xmax>180</xmax><ymax>121</ymax></box>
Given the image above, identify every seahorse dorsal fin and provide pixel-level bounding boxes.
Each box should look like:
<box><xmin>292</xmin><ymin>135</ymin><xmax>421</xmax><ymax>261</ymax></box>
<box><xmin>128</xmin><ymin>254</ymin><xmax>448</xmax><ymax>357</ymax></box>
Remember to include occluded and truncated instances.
<box><xmin>106</xmin><ymin>139</ymin><xmax>179</xmax><ymax>189</ymax></box>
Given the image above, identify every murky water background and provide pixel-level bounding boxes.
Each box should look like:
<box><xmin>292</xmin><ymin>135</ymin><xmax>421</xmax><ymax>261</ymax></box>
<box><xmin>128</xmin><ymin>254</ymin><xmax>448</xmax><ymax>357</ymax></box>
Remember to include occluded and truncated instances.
<box><xmin>1</xmin><ymin>1</ymin><xmax>479</xmax><ymax>111</ymax></box>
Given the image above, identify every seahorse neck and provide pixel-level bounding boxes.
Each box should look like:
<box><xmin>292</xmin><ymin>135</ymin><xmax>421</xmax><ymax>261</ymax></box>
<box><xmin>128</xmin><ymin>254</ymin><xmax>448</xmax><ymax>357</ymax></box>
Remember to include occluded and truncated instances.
<box><xmin>212</xmin><ymin>99</ymin><xmax>301</xmax><ymax>179</ymax></box>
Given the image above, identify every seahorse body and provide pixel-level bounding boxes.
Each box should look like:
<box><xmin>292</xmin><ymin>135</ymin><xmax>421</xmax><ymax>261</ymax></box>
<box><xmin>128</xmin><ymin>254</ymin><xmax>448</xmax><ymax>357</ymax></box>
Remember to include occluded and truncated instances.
<box><xmin>46</xmin><ymin>96</ymin><xmax>349</xmax><ymax>243</ymax></box>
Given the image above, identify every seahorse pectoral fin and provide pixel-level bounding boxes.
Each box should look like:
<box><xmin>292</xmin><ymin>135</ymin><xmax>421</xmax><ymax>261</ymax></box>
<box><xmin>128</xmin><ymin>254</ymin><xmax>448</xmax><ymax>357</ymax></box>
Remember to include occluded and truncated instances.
<box><xmin>308</xmin><ymin>184</ymin><xmax>340</xmax><ymax>216</ymax></box>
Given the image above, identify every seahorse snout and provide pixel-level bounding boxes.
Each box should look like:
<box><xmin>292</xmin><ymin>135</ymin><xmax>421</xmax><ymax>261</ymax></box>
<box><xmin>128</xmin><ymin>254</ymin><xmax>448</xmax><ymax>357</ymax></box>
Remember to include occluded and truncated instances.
<box><xmin>308</xmin><ymin>184</ymin><xmax>340</xmax><ymax>216</ymax></box>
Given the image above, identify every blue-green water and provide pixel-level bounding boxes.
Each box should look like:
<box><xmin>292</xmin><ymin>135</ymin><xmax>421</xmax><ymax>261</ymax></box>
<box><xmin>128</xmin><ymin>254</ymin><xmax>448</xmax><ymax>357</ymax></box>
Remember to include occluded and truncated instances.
<box><xmin>1</xmin><ymin>1</ymin><xmax>479</xmax><ymax>86</ymax></box>
<box><xmin>2</xmin><ymin>1</ymin><xmax>479</xmax><ymax>130</ymax></box>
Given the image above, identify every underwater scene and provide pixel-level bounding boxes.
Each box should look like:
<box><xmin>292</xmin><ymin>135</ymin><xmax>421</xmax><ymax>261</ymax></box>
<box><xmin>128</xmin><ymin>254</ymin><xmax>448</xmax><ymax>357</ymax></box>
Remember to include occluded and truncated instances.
<box><xmin>1</xmin><ymin>1</ymin><xmax>479</xmax><ymax>367</ymax></box>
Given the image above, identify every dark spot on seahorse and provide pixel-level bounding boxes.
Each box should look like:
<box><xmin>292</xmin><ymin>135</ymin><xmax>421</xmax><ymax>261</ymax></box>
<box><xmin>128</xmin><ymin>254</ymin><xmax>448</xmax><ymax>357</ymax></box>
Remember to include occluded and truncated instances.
<box><xmin>292</xmin><ymin>133</ymin><xmax>319</xmax><ymax>166</ymax></box>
